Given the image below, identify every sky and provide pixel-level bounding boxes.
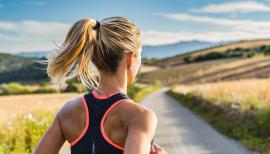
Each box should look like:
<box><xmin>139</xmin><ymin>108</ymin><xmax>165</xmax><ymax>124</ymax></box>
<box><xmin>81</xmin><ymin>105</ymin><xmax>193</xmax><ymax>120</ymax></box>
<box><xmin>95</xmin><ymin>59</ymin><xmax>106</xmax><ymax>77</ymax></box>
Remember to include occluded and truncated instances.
<box><xmin>1</xmin><ymin>0</ymin><xmax>270</xmax><ymax>53</ymax></box>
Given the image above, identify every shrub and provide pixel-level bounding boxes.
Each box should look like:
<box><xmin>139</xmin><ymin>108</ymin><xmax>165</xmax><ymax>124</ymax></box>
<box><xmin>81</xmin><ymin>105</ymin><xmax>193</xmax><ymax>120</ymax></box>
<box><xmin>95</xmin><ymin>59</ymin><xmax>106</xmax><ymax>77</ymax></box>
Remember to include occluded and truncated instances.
<box><xmin>127</xmin><ymin>83</ymin><xmax>144</xmax><ymax>99</ymax></box>
<box><xmin>183</xmin><ymin>55</ymin><xmax>192</xmax><ymax>63</ymax></box>
<box><xmin>32</xmin><ymin>86</ymin><xmax>57</xmax><ymax>94</ymax></box>
<box><xmin>246</xmin><ymin>52</ymin><xmax>256</xmax><ymax>58</ymax></box>
<box><xmin>142</xmin><ymin>57</ymin><xmax>158</xmax><ymax>65</ymax></box>
<box><xmin>194</xmin><ymin>52</ymin><xmax>226</xmax><ymax>62</ymax></box>
<box><xmin>133</xmin><ymin>83</ymin><xmax>163</xmax><ymax>102</ymax></box>
<box><xmin>61</xmin><ymin>78</ymin><xmax>87</xmax><ymax>93</ymax></box>
<box><xmin>256</xmin><ymin>106</ymin><xmax>270</xmax><ymax>136</ymax></box>
<box><xmin>0</xmin><ymin>111</ymin><xmax>54</xmax><ymax>154</ymax></box>
<box><xmin>33</xmin><ymin>83</ymin><xmax>58</xmax><ymax>94</ymax></box>
<box><xmin>0</xmin><ymin>82</ymin><xmax>31</xmax><ymax>95</ymax></box>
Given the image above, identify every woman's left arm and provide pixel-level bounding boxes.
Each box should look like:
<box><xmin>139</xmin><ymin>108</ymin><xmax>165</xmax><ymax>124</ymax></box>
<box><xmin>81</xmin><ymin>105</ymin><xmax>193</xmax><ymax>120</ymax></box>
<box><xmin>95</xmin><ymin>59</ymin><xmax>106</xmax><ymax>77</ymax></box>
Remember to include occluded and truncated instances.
<box><xmin>33</xmin><ymin>110</ymin><xmax>66</xmax><ymax>154</ymax></box>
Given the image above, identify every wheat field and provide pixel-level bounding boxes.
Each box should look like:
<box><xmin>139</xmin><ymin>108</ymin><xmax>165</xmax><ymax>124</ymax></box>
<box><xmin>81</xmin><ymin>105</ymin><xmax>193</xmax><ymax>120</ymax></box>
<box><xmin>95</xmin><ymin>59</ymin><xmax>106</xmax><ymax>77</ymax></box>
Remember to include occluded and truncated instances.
<box><xmin>172</xmin><ymin>78</ymin><xmax>270</xmax><ymax>110</ymax></box>
<box><xmin>0</xmin><ymin>92</ymin><xmax>83</xmax><ymax>124</ymax></box>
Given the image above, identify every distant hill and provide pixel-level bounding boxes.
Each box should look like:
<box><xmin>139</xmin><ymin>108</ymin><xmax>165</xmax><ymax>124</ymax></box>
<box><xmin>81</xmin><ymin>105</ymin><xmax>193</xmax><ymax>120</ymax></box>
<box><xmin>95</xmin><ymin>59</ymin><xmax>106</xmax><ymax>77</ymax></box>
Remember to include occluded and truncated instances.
<box><xmin>186</xmin><ymin>38</ymin><xmax>270</xmax><ymax>58</ymax></box>
<box><xmin>0</xmin><ymin>52</ymin><xmax>33</xmax><ymax>73</ymax></box>
<box><xmin>138</xmin><ymin>56</ymin><xmax>270</xmax><ymax>86</ymax></box>
<box><xmin>15</xmin><ymin>51</ymin><xmax>50</xmax><ymax>59</ymax></box>
<box><xmin>0</xmin><ymin>52</ymin><xmax>49</xmax><ymax>84</ymax></box>
<box><xmin>151</xmin><ymin>38</ymin><xmax>270</xmax><ymax>67</ymax></box>
<box><xmin>13</xmin><ymin>40</ymin><xmax>216</xmax><ymax>60</ymax></box>
<box><xmin>142</xmin><ymin>40</ymin><xmax>215</xmax><ymax>59</ymax></box>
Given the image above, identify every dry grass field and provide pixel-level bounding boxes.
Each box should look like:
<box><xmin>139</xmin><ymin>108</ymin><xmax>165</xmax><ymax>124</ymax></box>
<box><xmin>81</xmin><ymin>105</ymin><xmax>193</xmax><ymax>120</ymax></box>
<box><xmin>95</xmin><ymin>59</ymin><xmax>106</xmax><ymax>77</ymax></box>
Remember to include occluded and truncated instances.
<box><xmin>0</xmin><ymin>93</ymin><xmax>84</xmax><ymax>153</ymax></box>
<box><xmin>139</xmin><ymin>58</ymin><xmax>239</xmax><ymax>85</ymax></box>
<box><xmin>138</xmin><ymin>64</ymin><xmax>160</xmax><ymax>73</ymax></box>
<box><xmin>0</xmin><ymin>92</ymin><xmax>83</xmax><ymax>125</ymax></box>
<box><xmin>172</xmin><ymin>78</ymin><xmax>270</xmax><ymax>111</ymax></box>
<box><xmin>138</xmin><ymin>56</ymin><xmax>270</xmax><ymax>86</ymax></box>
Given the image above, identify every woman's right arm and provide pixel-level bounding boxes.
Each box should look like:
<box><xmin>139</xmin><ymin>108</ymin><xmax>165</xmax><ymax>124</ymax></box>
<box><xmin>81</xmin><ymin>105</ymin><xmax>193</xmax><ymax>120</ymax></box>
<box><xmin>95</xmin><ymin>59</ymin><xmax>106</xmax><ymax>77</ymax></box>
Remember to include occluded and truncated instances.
<box><xmin>33</xmin><ymin>107</ymin><xmax>66</xmax><ymax>154</ymax></box>
<box><xmin>123</xmin><ymin>108</ymin><xmax>166</xmax><ymax>154</ymax></box>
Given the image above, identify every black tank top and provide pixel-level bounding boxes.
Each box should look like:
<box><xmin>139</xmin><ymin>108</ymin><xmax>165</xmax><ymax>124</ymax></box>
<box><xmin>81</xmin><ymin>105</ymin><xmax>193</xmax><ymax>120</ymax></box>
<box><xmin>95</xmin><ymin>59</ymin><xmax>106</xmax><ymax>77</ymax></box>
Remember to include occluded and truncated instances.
<box><xmin>70</xmin><ymin>89</ymin><xmax>130</xmax><ymax>154</ymax></box>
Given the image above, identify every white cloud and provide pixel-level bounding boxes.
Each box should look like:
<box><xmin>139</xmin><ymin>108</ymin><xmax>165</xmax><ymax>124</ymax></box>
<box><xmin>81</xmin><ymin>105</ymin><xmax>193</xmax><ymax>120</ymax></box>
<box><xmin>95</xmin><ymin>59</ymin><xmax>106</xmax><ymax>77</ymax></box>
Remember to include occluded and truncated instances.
<box><xmin>141</xmin><ymin>30</ymin><xmax>270</xmax><ymax>45</ymax></box>
<box><xmin>0</xmin><ymin>21</ymin><xmax>16</xmax><ymax>30</ymax></box>
<box><xmin>25</xmin><ymin>1</ymin><xmax>47</xmax><ymax>6</ymax></box>
<box><xmin>0</xmin><ymin>20</ymin><xmax>70</xmax><ymax>52</ymax></box>
<box><xmin>158</xmin><ymin>13</ymin><xmax>270</xmax><ymax>32</ymax></box>
<box><xmin>144</xmin><ymin>12</ymin><xmax>270</xmax><ymax>45</ymax></box>
<box><xmin>191</xmin><ymin>1</ymin><xmax>270</xmax><ymax>13</ymax></box>
<box><xmin>14</xmin><ymin>21</ymin><xmax>69</xmax><ymax>36</ymax></box>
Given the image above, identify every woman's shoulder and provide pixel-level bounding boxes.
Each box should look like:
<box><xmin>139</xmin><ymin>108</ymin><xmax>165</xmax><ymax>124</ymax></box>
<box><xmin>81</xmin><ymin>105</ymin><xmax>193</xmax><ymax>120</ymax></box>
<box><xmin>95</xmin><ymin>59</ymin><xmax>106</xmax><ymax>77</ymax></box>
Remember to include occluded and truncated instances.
<box><xmin>58</xmin><ymin>95</ymin><xmax>85</xmax><ymax>120</ymax></box>
<box><xmin>119</xmin><ymin>99</ymin><xmax>158</xmax><ymax>126</ymax></box>
<box><xmin>57</xmin><ymin>95</ymin><xmax>85</xmax><ymax>140</ymax></box>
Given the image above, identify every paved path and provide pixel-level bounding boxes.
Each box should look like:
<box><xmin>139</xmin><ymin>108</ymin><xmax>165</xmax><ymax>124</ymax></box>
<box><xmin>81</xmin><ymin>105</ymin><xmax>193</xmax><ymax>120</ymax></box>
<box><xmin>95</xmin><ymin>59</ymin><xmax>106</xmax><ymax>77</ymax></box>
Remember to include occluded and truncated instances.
<box><xmin>141</xmin><ymin>87</ymin><xmax>259</xmax><ymax>154</ymax></box>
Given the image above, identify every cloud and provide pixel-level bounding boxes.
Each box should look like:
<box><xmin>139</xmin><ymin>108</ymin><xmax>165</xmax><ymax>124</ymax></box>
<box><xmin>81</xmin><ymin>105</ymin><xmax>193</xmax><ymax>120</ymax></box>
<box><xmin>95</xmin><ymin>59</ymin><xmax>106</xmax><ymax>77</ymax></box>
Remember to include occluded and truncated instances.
<box><xmin>158</xmin><ymin>13</ymin><xmax>270</xmax><ymax>32</ymax></box>
<box><xmin>0</xmin><ymin>21</ymin><xmax>16</xmax><ymax>30</ymax></box>
<box><xmin>145</xmin><ymin>12</ymin><xmax>270</xmax><ymax>45</ymax></box>
<box><xmin>25</xmin><ymin>1</ymin><xmax>47</xmax><ymax>6</ymax></box>
<box><xmin>191</xmin><ymin>1</ymin><xmax>270</xmax><ymax>13</ymax></box>
<box><xmin>141</xmin><ymin>30</ymin><xmax>270</xmax><ymax>45</ymax></box>
<box><xmin>0</xmin><ymin>20</ymin><xmax>70</xmax><ymax>52</ymax></box>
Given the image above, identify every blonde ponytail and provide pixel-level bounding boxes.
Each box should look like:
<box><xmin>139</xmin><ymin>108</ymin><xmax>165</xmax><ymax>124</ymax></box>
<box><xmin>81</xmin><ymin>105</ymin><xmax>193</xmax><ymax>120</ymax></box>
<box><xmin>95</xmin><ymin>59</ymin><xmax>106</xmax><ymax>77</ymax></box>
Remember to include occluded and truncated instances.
<box><xmin>40</xmin><ymin>16</ymin><xmax>141</xmax><ymax>91</ymax></box>
<box><xmin>46</xmin><ymin>18</ymin><xmax>98</xmax><ymax>90</ymax></box>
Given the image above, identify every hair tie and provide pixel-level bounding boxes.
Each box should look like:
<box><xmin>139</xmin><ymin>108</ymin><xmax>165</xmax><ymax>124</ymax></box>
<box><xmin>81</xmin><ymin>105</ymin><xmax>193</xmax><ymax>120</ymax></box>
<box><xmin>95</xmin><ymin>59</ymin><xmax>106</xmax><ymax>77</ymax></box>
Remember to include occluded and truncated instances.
<box><xmin>93</xmin><ymin>20</ymin><xmax>100</xmax><ymax>30</ymax></box>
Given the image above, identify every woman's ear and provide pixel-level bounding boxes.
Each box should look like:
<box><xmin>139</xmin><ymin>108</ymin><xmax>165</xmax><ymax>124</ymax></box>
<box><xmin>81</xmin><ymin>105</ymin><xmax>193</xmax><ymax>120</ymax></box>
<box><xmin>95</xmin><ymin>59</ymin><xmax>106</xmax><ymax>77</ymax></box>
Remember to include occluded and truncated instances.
<box><xmin>126</xmin><ymin>52</ymin><xmax>135</xmax><ymax>68</ymax></box>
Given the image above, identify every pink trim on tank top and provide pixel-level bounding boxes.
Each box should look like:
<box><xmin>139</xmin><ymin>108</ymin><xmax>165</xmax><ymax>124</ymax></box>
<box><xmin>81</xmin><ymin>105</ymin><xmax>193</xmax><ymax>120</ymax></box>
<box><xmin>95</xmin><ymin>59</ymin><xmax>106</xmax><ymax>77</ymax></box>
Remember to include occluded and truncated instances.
<box><xmin>92</xmin><ymin>90</ymin><xmax>121</xmax><ymax>99</ymax></box>
<box><xmin>70</xmin><ymin>95</ymin><xmax>89</xmax><ymax>147</ymax></box>
<box><xmin>100</xmin><ymin>98</ymin><xmax>128</xmax><ymax>151</ymax></box>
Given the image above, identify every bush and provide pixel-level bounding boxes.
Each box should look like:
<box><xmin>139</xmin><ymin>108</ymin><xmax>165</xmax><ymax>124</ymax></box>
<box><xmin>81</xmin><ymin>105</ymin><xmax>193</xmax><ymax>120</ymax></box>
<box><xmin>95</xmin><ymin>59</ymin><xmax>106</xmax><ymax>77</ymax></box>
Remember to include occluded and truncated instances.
<box><xmin>246</xmin><ymin>52</ymin><xmax>256</xmax><ymax>58</ymax></box>
<box><xmin>194</xmin><ymin>52</ymin><xmax>226</xmax><ymax>62</ymax></box>
<box><xmin>61</xmin><ymin>78</ymin><xmax>88</xmax><ymax>93</ymax></box>
<box><xmin>0</xmin><ymin>82</ymin><xmax>31</xmax><ymax>95</ymax></box>
<box><xmin>260</xmin><ymin>45</ymin><xmax>268</xmax><ymax>51</ymax></box>
<box><xmin>0</xmin><ymin>111</ymin><xmax>54</xmax><ymax>154</ymax></box>
<box><xmin>0</xmin><ymin>82</ymin><xmax>58</xmax><ymax>95</ymax></box>
<box><xmin>133</xmin><ymin>83</ymin><xmax>163</xmax><ymax>102</ymax></box>
<box><xmin>127</xmin><ymin>83</ymin><xmax>144</xmax><ymax>99</ymax></box>
<box><xmin>256</xmin><ymin>106</ymin><xmax>270</xmax><ymax>136</ymax></box>
<box><xmin>32</xmin><ymin>85</ymin><xmax>57</xmax><ymax>94</ymax></box>
<box><xmin>183</xmin><ymin>55</ymin><xmax>192</xmax><ymax>63</ymax></box>
<box><xmin>142</xmin><ymin>57</ymin><xmax>158</xmax><ymax>65</ymax></box>
<box><xmin>234</xmin><ymin>47</ymin><xmax>244</xmax><ymax>52</ymax></box>
<box><xmin>261</xmin><ymin>45</ymin><xmax>270</xmax><ymax>55</ymax></box>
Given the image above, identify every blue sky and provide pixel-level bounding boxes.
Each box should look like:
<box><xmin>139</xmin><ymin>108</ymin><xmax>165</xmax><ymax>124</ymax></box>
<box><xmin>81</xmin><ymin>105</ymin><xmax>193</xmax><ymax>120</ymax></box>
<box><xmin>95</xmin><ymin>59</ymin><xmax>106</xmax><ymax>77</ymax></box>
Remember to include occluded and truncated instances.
<box><xmin>1</xmin><ymin>0</ymin><xmax>270</xmax><ymax>53</ymax></box>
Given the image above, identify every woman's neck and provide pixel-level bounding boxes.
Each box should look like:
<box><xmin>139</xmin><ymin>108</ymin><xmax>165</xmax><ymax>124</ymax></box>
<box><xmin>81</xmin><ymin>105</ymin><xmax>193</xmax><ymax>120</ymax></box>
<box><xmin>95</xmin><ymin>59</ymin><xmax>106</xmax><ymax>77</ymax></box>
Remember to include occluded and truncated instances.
<box><xmin>96</xmin><ymin>71</ymin><xmax>127</xmax><ymax>95</ymax></box>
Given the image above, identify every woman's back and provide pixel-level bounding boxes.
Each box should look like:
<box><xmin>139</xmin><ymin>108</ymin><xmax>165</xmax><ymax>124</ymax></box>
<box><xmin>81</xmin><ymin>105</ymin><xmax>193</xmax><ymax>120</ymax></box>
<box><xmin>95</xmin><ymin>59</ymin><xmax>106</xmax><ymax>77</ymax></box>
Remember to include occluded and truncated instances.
<box><xmin>58</xmin><ymin>89</ymin><xmax>154</xmax><ymax>153</ymax></box>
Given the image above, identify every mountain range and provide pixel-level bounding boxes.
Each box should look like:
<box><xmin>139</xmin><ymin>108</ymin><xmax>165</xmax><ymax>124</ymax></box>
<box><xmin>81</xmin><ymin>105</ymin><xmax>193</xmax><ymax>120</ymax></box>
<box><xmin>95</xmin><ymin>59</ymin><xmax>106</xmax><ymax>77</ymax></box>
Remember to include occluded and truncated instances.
<box><xmin>13</xmin><ymin>40</ymin><xmax>217</xmax><ymax>59</ymax></box>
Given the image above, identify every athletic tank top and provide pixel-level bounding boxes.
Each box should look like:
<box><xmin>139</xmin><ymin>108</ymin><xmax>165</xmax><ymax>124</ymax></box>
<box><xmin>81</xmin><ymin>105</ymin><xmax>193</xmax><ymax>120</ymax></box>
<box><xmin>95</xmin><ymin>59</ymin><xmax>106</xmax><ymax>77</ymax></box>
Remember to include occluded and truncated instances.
<box><xmin>70</xmin><ymin>89</ymin><xmax>155</xmax><ymax>154</ymax></box>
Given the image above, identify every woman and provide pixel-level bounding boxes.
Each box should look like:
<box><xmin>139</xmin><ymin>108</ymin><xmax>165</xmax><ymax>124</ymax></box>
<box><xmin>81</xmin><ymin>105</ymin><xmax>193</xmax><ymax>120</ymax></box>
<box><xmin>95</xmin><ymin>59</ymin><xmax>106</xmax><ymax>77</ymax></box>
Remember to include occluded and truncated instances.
<box><xmin>34</xmin><ymin>16</ymin><xmax>167</xmax><ymax>154</ymax></box>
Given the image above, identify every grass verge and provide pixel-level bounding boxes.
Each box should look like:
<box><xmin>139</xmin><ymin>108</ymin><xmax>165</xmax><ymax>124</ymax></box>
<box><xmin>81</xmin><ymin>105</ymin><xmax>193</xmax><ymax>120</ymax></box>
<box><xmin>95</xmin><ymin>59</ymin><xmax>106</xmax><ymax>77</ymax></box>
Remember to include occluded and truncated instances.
<box><xmin>133</xmin><ymin>83</ymin><xmax>163</xmax><ymax>102</ymax></box>
<box><xmin>167</xmin><ymin>90</ymin><xmax>270</xmax><ymax>154</ymax></box>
